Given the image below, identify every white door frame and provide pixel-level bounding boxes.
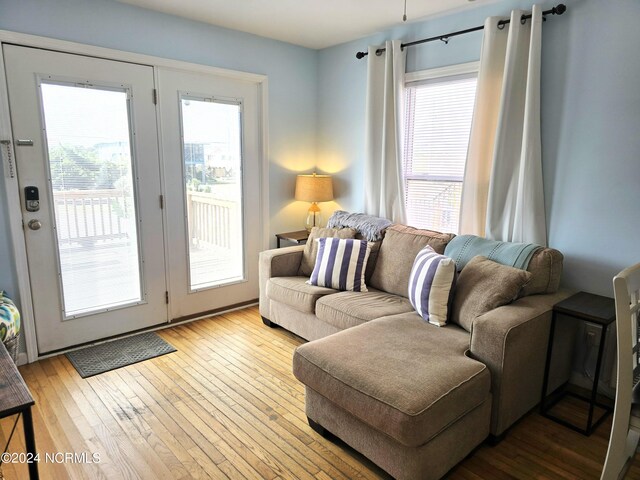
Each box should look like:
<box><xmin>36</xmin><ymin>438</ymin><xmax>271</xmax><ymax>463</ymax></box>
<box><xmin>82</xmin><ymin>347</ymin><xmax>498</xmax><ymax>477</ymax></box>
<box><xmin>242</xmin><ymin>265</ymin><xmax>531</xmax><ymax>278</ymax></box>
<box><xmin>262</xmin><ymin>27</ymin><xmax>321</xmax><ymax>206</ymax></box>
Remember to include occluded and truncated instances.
<box><xmin>0</xmin><ymin>30</ymin><xmax>270</xmax><ymax>363</ymax></box>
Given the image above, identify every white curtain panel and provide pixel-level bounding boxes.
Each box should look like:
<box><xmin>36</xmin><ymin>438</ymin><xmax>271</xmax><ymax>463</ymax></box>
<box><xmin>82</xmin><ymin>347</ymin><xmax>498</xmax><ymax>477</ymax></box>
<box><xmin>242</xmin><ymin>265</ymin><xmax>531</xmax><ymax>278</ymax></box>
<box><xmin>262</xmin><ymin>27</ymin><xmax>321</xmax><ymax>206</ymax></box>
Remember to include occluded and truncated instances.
<box><xmin>460</xmin><ymin>5</ymin><xmax>547</xmax><ymax>246</ymax></box>
<box><xmin>364</xmin><ymin>40</ymin><xmax>407</xmax><ymax>224</ymax></box>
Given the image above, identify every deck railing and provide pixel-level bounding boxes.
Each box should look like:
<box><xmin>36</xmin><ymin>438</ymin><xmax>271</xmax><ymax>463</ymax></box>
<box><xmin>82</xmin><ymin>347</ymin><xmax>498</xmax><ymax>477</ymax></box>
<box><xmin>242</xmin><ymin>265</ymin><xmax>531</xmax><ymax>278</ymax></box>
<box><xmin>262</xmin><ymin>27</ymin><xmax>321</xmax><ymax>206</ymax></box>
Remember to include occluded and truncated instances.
<box><xmin>186</xmin><ymin>191</ymin><xmax>239</xmax><ymax>250</ymax></box>
<box><xmin>53</xmin><ymin>189</ymin><xmax>131</xmax><ymax>244</ymax></box>
<box><xmin>53</xmin><ymin>189</ymin><xmax>238</xmax><ymax>250</ymax></box>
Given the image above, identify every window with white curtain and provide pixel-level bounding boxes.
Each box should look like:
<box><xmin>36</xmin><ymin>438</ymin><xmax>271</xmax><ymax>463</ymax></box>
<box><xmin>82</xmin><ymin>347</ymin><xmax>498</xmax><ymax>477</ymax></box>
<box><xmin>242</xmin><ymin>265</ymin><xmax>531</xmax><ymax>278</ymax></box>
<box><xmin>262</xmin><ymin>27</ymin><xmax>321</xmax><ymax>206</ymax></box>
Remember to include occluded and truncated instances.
<box><xmin>403</xmin><ymin>67</ymin><xmax>478</xmax><ymax>234</ymax></box>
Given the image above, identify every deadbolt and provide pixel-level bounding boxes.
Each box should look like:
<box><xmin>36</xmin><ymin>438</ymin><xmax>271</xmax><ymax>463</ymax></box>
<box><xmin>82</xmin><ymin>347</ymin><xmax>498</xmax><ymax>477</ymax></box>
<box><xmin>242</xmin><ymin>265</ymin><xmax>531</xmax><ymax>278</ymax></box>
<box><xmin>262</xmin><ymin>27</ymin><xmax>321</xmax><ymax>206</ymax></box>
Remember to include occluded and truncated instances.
<box><xmin>28</xmin><ymin>219</ymin><xmax>42</xmax><ymax>230</ymax></box>
<box><xmin>24</xmin><ymin>186</ymin><xmax>40</xmax><ymax>212</ymax></box>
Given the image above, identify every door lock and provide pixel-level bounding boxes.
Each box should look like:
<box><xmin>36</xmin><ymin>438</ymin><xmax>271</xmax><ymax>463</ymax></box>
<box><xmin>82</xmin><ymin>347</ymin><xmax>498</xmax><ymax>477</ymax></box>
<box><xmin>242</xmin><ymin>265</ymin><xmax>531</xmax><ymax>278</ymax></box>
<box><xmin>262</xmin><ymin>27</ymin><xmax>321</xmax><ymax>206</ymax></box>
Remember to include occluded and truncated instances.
<box><xmin>24</xmin><ymin>186</ymin><xmax>40</xmax><ymax>212</ymax></box>
<box><xmin>28</xmin><ymin>219</ymin><xmax>42</xmax><ymax>230</ymax></box>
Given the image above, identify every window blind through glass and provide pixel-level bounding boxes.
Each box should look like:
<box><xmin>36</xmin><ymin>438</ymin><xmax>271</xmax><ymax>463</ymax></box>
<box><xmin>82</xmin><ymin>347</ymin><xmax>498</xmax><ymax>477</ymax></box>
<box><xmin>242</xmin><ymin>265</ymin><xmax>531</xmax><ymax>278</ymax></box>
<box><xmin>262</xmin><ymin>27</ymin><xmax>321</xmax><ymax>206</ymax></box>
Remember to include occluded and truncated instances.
<box><xmin>403</xmin><ymin>73</ymin><xmax>477</xmax><ymax>234</ymax></box>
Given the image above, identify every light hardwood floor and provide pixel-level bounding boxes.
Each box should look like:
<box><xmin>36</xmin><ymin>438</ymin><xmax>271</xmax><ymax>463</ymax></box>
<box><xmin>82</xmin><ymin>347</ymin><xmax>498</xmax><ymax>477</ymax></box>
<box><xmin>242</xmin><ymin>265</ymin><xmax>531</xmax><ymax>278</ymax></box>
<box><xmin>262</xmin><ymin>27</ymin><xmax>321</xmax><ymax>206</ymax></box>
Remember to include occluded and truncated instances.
<box><xmin>1</xmin><ymin>306</ymin><xmax>639</xmax><ymax>479</ymax></box>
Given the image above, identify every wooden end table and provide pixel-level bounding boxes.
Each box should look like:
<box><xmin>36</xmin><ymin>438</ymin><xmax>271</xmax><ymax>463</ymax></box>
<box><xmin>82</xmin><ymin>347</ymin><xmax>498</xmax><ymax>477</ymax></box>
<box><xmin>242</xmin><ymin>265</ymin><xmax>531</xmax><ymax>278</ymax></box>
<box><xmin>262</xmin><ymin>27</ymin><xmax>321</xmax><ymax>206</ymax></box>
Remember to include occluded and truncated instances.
<box><xmin>0</xmin><ymin>343</ymin><xmax>38</xmax><ymax>479</ymax></box>
<box><xmin>540</xmin><ymin>291</ymin><xmax>616</xmax><ymax>436</ymax></box>
<box><xmin>275</xmin><ymin>230</ymin><xmax>309</xmax><ymax>248</ymax></box>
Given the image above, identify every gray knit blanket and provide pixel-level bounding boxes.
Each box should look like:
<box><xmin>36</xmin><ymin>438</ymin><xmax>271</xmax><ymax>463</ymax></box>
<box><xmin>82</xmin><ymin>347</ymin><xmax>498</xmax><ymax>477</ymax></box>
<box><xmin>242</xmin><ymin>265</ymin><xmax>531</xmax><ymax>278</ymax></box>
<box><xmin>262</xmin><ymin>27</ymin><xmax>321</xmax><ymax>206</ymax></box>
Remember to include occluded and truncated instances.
<box><xmin>326</xmin><ymin>211</ymin><xmax>392</xmax><ymax>241</ymax></box>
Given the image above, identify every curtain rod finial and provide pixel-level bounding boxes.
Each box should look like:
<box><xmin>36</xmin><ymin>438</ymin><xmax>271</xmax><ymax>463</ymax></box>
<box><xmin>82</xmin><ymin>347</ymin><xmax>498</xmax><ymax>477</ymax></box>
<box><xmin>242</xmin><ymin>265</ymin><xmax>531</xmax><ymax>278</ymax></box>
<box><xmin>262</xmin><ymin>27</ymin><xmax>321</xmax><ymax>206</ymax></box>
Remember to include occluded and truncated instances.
<box><xmin>356</xmin><ymin>51</ymin><xmax>367</xmax><ymax>59</ymax></box>
<box><xmin>554</xmin><ymin>4</ymin><xmax>567</xmax><ymax>15</ymax></box>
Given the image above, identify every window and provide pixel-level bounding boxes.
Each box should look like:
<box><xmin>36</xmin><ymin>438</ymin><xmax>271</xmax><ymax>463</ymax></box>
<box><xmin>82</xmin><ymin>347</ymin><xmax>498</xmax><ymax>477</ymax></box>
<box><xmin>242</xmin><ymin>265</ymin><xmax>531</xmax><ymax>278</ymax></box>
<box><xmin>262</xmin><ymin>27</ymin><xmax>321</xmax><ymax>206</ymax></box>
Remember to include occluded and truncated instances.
<box><xmin>180</xmin><ymin>96</ymin><xmax>245</xmax><ymax>290</ymax></box>
<box><xmin>403</xmin><ymin>66</ymin><xmax>477</xmax><ymax>234</ymax></box>
<box><xmin>41</xmin><ymin>82</ymin><xmax>143</xmax><ymax>317</ymax></box>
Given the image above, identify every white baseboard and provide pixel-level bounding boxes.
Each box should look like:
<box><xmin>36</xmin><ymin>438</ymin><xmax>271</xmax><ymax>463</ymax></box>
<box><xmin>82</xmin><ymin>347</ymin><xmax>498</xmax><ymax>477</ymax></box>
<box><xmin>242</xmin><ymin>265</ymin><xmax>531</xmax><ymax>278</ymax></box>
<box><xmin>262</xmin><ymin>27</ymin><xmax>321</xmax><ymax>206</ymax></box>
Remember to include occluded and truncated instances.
<box><xmin>16</xmin><ymin>352</ymin><xmax>28</xmax><ymax>366</ymax></box>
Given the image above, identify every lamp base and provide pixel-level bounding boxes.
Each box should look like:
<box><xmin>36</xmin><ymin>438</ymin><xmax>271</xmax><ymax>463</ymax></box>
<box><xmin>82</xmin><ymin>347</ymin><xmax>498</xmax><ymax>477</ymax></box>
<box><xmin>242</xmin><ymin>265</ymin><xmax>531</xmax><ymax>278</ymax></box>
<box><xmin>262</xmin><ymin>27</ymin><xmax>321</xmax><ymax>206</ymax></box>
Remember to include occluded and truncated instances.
<box><xmin>304</xmin><ymin>203</ymin><xmax>323</xmax><ymax>232</ymax></box>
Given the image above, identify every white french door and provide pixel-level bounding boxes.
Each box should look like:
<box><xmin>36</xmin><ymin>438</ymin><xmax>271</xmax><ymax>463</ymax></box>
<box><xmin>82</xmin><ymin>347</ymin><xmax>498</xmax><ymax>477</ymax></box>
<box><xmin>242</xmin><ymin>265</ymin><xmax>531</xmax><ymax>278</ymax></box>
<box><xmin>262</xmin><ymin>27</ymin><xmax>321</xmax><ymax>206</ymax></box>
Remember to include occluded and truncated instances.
<box><xmin>2</xmin><ymin>44</ymin><xmax>264</xmax><ymax>354</ymax></box>
<box><xmin>157</xmin><ymin>68</ymin><xmax>261</xmax><ymax>319</ymax></box>
<box><xmin>3</xmin><ymin>45</ymin><xmax>168</xmax><ymax>353</ymax></box>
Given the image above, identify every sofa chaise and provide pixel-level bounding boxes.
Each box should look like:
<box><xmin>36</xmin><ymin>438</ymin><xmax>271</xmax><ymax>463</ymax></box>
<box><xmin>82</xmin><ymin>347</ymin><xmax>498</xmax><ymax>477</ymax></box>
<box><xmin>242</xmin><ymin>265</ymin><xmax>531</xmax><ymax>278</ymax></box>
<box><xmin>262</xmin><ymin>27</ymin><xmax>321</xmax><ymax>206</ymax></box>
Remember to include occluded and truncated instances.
<box><xmin>259</xmin><ymin>223</ymin><xmax>569</xmax><ymax>479</ymax></box>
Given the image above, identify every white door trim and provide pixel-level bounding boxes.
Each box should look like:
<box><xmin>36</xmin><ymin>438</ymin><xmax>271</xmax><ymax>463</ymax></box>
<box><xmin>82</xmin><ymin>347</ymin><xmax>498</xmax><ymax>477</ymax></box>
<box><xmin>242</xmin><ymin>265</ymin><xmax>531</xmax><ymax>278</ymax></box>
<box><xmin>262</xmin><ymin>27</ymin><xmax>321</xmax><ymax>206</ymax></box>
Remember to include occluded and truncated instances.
<box><xmin>0</xmin><ymin>29</ymin><xmax>270</xmax><ymax>363</ymax></box>
<box><xmin>0</xmin><ymin>45</ymin><xmax>38</xmax><ymax>364</ymax></box>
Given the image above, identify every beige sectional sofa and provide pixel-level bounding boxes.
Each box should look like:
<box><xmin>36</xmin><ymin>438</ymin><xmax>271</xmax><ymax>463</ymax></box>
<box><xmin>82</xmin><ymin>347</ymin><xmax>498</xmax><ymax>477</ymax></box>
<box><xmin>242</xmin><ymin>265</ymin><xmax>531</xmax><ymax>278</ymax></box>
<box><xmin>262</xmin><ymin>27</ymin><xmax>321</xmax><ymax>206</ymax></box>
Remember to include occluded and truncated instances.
<box><xmin>259</xmin><ymin>224</ymin><xmax>569</xmax><ymax>480</ymax></box>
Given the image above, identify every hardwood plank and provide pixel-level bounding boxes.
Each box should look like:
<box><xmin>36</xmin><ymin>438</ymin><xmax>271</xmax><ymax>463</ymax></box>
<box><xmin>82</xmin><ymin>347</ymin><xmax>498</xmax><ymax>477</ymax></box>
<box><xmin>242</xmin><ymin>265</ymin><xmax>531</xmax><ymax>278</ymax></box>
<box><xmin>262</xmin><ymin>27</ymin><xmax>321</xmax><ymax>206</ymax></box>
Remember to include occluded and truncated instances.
<box><xmin>1</xmin><ymin>306</ymin><xmax>639</xmax><ymax>480</ymax></box>
<box><xmin>158</xmin><ymin>326</ymin><xmax>362</xmax><ymax>480</ymax></box>
<box><xmin>143</xmin><ymin>347</ymin><xmax>318</xmax><ymax>480</ymax></box>
<box><xmin>134</xmin><ymin>360</ymin><xmax>283</xmax><ymax>479</ymax></box>
<box><xmin>49</xmin><ymin>355</ymin><xmax>159</xmax><ymax>480</ymax></box>
<box><xmin>27</xmin><ymin>360</ymin><xmax>103</xmax><ymax>480</ymax></box>
<box><xmin>114</xmin><ymin>369</ymin><xmax>215</xmax><ymax>480</ymax></box>
<box><xmin>90</xmin><ymin>373</ymin><xmax>188</xmax><ymax>479</ymax></box>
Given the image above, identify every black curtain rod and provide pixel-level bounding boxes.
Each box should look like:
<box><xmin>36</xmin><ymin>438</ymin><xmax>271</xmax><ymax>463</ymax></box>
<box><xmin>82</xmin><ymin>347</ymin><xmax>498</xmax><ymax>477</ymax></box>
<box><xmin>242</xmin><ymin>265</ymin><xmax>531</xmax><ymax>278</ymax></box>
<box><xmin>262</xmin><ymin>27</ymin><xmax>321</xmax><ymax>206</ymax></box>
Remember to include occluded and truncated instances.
<box><xmin>355</xmin><ymin>3</ymin><xmax>566</xmax><ymax>59</ymax></box>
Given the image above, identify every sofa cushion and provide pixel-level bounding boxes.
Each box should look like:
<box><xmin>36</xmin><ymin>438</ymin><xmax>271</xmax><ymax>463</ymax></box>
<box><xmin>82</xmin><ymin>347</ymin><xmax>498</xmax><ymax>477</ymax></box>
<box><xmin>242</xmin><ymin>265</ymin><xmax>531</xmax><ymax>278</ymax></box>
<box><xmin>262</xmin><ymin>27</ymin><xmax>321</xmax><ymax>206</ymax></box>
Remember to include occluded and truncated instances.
<box><xmin>293</xmin><ymin>313</ymin><xmax>489</xmax><ymax>447</ymax></box>
<box><xmin>522</xmin><ymin>247</ymin><xmax>564</xmax><ymax>297</ymax></box>
<box><xmin>408</xmin><ymin>245</ymin><xmax>457</xmax><ymax>326</ymax></box>
<box><xmin>316</xmin><ymin>289</ymin><xmax>414</xmax><ymax>330</ymax></box>
<box><xmin>266</xmin><ymin>276</ymin><xmax>336</xmax><ymax>314</ymax></box>
<box><xmin>308</xmin><ymin>238</ymin><xmax>372</xmax><ymax>292</ymax></box>
<box><xmin>451</xmin><ymin>256</ymin><xmax>532</xmax><ymax>332</ymax></box>
<box><xmin>299</xmin><ymin>227</ymin><xmax>357</xmax><ymax>277</ymax></box>
<box><xmin>369</xmin><ymin>225</ymin><xmax>455</xmax><ymax>297</ymax></box>
<box><xmin>443</xmin><ymin>234</ymin><xmax>563</xmax><ymax>298</ymax></box>
<box><xmin>364</xmin><ymin>240</ymin><xmax>381</xmax><ymax>284</ymax></box>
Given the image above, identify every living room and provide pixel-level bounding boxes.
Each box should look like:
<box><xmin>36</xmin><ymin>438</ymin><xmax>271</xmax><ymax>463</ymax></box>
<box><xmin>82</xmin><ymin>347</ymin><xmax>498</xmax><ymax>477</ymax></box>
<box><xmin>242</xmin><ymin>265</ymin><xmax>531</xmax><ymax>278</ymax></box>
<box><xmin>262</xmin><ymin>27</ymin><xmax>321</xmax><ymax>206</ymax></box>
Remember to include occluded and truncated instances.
<box><xmin>0</xmin><ymin>0</ymin><xmax>638</xmax><ymax>478</ymax></box>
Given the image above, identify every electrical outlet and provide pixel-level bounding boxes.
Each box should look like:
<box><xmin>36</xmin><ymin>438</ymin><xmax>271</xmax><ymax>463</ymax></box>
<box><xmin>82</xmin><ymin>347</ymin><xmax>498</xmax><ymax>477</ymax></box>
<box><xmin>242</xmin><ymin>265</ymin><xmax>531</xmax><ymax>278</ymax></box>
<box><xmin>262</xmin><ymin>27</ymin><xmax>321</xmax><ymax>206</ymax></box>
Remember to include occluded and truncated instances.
<box><xmin>585</xmin><ymin>322</ymin><xmax>602</xmax><ymax>347</ymax></box>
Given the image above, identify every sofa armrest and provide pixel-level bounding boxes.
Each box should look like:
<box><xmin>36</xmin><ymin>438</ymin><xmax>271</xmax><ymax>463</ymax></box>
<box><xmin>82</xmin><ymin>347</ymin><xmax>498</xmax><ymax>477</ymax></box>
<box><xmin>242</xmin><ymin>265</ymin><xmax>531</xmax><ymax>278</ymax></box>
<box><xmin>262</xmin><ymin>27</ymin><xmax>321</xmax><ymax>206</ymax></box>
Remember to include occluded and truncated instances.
<box><xmin>259</xmin><ymin>246</ymin><xmax>305</xmax><ymax>319</ymax></box>
<box><xmin>469</xmin><ymin>290</ymin><xmax>572</xmax><ymax>435</ymax></box>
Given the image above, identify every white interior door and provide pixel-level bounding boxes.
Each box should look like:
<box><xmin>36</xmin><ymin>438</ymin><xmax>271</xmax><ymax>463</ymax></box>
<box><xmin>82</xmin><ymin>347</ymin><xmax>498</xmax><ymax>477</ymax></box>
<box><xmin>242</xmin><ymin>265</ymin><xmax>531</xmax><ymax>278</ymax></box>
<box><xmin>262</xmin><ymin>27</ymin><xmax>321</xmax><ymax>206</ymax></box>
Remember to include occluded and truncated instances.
<box><xmin>3</xmin><ymin>45</ymin><xmax>168</xmax><ymax>353</ymax></box>
<box><xmin>158</xmin><ymin>67</ymin><xmax>261</xmax><ymax>319</ymax></box>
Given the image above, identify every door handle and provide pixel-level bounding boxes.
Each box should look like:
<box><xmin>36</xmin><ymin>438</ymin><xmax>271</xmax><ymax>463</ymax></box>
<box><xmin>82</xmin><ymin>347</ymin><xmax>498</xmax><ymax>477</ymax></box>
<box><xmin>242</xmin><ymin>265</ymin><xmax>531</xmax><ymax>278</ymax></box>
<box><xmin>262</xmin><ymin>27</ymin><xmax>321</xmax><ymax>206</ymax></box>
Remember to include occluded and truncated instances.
<box><xmin>27</xmin><ymin>219</ymin><xmax>42</xmax><ymax>230</ymax></box>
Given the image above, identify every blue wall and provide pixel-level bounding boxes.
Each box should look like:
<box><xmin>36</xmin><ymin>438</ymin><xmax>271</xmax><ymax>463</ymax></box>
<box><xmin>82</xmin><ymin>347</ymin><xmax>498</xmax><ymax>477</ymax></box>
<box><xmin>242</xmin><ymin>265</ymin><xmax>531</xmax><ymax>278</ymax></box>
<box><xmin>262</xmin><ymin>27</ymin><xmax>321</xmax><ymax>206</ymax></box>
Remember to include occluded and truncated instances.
<box><xmin>0</xmin><ymin>0</ymin><xmax>319</xmax><ymax>306</ymax></box>
<box><xmin>1</xmin><ymin>0</ymin><xmax>639</xmax><ymax>308</ymax></box>
<box><xmin>317</xmin><ymin>0</ymin><xmax>640</xmax><ymax>296</ymax></box>
<box><xmin>0</xmin><ymin>178</ymin><xmax>17</xmax><ymax>304</ymax></box>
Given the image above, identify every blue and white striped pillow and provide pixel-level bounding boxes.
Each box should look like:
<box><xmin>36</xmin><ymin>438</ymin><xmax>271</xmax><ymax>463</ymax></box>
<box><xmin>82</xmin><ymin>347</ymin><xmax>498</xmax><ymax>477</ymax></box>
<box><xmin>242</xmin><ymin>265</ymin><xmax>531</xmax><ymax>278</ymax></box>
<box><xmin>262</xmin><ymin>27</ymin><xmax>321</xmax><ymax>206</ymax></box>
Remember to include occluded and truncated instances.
<box><xmin>408</xmin><ymin>245</ymin><xmax>457</xmax><ymax>326</ymax></box>
<box><xmin>308</xmin><ymin>238</ymin><xmax>371</xmax><ymax>292</ymax></box>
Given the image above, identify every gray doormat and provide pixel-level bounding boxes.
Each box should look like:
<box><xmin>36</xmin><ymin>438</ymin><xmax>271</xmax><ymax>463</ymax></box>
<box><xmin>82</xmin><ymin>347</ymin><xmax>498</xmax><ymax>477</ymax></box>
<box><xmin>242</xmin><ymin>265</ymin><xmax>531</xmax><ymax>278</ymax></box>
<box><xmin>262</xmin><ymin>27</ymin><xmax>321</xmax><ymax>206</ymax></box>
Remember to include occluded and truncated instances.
<box><xmin>66</xmin><ymin>332</ymin><xmax>176</xmax><ymax>378</ymax></box>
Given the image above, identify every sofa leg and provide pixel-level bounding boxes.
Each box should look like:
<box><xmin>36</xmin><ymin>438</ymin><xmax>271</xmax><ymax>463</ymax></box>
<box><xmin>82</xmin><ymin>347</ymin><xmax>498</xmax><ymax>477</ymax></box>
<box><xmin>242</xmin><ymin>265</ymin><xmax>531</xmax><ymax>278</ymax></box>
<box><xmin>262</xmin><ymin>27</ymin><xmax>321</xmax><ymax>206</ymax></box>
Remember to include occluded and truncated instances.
<box><xmin>262</xmin><ymin>316</ymin><xmax>278</xmax><ymax>328</ymax></box>
<box><xmin>487</xmin><ymin>432</ymin><xmax>506</xmax><ymax>446</ymax></box>
<box><xmin>307</xmin><ymin>417</ymin><xmax>328</xmax><ymax>437</ymax></box>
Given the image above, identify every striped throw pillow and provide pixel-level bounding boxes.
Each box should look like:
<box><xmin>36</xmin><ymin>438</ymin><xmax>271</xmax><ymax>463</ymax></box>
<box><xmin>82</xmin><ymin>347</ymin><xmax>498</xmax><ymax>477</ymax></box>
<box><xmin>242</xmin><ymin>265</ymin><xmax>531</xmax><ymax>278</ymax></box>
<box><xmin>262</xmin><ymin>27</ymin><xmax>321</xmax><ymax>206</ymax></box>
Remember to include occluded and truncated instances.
<box><xmin>308</xmin><ymin>238</ymin><xmax>372</xmax><ymax>292</ymax></box>
<box><xmin>408</xmin><ymin>245</ymin><xmax>457</xmax><ymax>326</ymax></box>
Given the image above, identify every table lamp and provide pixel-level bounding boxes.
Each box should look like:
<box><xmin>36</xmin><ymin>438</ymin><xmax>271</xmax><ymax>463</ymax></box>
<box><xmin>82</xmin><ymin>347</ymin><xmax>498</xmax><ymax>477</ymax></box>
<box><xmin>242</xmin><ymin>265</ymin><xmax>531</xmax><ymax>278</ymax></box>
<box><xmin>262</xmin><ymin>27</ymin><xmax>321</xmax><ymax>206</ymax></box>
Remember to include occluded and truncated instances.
<box><xmin>295</xmin><ymin>173</ymin><xmax>333</xmax><ymax>232</ymax></box>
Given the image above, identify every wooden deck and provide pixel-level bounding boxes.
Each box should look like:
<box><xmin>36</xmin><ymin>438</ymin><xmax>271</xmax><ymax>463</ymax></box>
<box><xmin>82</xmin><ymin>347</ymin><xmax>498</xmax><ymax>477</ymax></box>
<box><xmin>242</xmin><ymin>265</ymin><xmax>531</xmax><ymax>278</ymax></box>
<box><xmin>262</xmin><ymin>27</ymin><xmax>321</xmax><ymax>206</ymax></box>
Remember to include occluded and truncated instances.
<box><xmin>1</xmin><ymin>306</ymin><xmax>639</xmax><ymax>479</ymax></box>
<box><xmin>59</xmin><ymin>240</ymin><xmax>239</xmax><ymax>315</ymax></box>
<box><xmin>53</xmin><ymin>188</ymin><xmax>242</xmax><ymax>315</ymax></box>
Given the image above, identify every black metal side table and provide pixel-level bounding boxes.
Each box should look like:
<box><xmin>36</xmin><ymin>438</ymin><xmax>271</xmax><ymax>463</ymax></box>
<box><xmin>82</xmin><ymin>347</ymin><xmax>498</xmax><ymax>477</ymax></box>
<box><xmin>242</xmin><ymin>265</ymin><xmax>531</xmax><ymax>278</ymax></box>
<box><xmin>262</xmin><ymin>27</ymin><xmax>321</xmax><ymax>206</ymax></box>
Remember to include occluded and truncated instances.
<box><xmin>0</xmin><ymin>343</ymin><xmax>38</xmax><ymax>479</ymax></box>
<box><xmin>540</xmin><ymin>291</ymin><xmax>616</xmax><ymax>436</ymax></box>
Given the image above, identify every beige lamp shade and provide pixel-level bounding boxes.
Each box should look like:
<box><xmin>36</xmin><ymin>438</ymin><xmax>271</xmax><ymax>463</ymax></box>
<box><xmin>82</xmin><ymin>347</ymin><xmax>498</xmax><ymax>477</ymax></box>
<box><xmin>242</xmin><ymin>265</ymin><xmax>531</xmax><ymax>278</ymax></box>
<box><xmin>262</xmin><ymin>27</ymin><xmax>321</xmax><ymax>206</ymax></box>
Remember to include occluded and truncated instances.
<box><xmin>294</xmin><ymin>173</ymin><xmax>333</xmax><ymax>202</ymax></box>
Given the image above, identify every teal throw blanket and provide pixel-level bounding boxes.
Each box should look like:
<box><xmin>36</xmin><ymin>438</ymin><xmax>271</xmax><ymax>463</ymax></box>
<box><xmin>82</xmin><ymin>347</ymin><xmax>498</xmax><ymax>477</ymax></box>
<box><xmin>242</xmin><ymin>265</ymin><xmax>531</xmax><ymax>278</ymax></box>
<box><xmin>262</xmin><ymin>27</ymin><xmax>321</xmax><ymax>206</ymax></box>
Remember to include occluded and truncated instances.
<box><xmin>444</xmin><ymin>235</ymin><xmax>540</xmax><ymax>271</ymax></box>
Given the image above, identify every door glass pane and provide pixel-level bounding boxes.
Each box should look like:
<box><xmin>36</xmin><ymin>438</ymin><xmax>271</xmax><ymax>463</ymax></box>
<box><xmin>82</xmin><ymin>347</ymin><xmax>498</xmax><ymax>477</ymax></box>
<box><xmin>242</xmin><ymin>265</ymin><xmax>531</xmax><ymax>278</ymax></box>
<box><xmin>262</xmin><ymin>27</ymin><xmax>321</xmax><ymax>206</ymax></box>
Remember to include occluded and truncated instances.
<box><xmin>181</xmin><ymin>97</ymin><xmax>244</xmax><ymax>289</ymax></box>
<box><xmin>40</xmin><ymin>83</ymin><xmax>142</xmax><ymax>317</ymax></box>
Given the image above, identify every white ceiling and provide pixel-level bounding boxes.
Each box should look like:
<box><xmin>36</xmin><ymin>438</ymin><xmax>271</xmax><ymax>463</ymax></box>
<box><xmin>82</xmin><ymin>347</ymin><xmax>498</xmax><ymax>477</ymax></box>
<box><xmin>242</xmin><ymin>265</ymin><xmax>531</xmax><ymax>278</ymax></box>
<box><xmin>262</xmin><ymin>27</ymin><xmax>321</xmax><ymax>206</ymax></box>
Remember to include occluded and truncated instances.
<box><xmin>116</xmin><ymin>0</ymin><xmax>495</xmax><ymax>50</ymax></box>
